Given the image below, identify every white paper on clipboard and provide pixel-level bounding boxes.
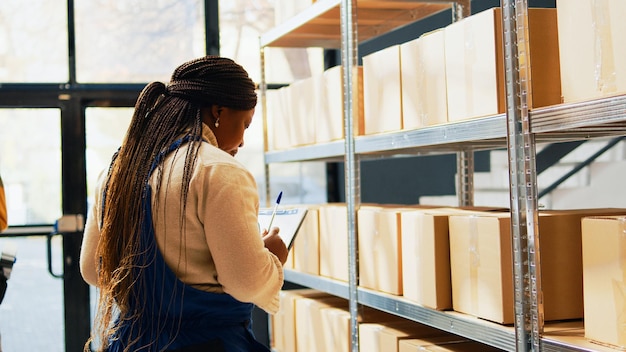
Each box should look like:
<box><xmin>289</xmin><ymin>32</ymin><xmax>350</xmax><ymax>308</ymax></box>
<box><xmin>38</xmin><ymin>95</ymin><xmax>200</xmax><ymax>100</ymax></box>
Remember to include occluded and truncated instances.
<box><xmin>258</xmin><ymin>207</ymin><xmax>308</xmax><ymax>250</ymax></box>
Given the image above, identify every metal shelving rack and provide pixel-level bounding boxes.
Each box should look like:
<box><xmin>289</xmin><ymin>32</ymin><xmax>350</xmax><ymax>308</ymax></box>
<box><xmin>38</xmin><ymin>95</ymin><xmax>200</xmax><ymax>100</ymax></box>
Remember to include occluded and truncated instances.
<box><xmin>260</xmin><ymin>0</ymin><xmax>626</xmax><ymax>351</ymax></box>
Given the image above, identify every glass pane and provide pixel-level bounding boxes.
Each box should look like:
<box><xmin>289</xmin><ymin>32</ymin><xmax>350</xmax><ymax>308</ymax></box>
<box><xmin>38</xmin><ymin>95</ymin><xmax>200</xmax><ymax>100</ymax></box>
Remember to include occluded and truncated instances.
<box><xmin>0</xmin><ymin>109</ymin><xmax>62</xmax><ymax>225</ymax></box>
<box><xmin>75</xmin><ymin>0</ymin><xmax>205</xmax><ymax>83</ymax></box>
<box><xmin>219</xmin><ymin>0</ymin><xmax>324</xmax><ymax>84</ymax></box>
<box><xmin>0</xmin><ymin>0</ymin><xmax>69</xmax><ymax>82</ymax></box>
<box><xmin>85</xmin><ymin>107</ymin><xmax>132</xmax><ymax>206</ymax></box>
<box><xmin>0</xmin><ymin>236</ymin><xmax>64</xmax><ymax>351</ymax></box>
<box><xmin>219</xmin><ymin>1</ymin><xmax>327</xmax><ymax>206</ymax></box>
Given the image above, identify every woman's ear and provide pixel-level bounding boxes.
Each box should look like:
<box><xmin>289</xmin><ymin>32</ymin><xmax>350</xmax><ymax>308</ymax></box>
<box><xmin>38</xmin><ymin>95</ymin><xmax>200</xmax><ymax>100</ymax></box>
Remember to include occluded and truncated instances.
<box><xmin>211</xmin><ymin>105</ymin><xmax>221</xmax><ymax>119</ymax></box>
<box><xmin>202</xmin><ymin>105</ymin><xmax>221</xmax><ymax>128</ymax></box>
<box><xmin>201</xmin><ymin>107</ymin><xmax>213</xmax><ymax>127</ymax></box>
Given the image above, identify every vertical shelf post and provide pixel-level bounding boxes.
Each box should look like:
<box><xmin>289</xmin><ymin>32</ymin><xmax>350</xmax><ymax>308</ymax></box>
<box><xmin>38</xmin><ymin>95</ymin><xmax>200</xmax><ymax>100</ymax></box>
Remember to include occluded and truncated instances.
<box><xmin>340</xmin><ymin>0</ymin><xmax>361</xmax><ymax>351</ymax></box>
<box><xmin>451</xmin><ymin>0</ymin><xmax>471</xmax><ymax>22</ymax></box>
<box><xmin>453</xmin><ymin>2</ymin><xmax>473</xmax><ymax>208</ymax></box>
<box><xmin>456</xmin><ymin>149</ymin><xmax>474</xmax><ymax>207</ymax></box>
<box><xmin>501</xmin><ymin>0</ymin><xmax>543</xmax><ymax>350</ymax></box>
<box><xmin>259</xmin><ymin>44</ymin><xmax>272</xmax><ymax>208</ymax></box>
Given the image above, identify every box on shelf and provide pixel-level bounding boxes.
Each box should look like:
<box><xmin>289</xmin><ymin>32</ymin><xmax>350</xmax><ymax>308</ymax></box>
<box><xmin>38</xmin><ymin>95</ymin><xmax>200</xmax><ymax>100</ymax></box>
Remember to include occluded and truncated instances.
<box><xmin>271</xmin><ymin>289</ymin><xmax>332</xmax><ymax>352</ymax></box>
<box><xmin>444</xmin><ymin>7</ymin><xmax>561</xmax><ymax>122</ymax></box>
<box><xmin>268</xmin><ymin>87</ymin><xmax>292</xmax><ymax>151</ymax></box>
<box><xmin>319</xmin><ymin>303</ymin><xmax>405</xmax><ymax>352</ymax></box>
<box><xmin>292</xmin><ymin>206</ymin><xmax>320</xmax><ymax>275</ymax></box>
<box><xmin>363</xmin><ymin>44</ymin><xmax>403</xmax><ymax>135</ymax></box>
<box><xmin>399</xmin><ymin>338</ymin><xmax>503</xmax><ymax>352</ymax></box>
<box><xmin>295</xmin><ymin>295</ymin><xmax>349</xmax><ymax>352</ymax></box>
<box><xmin>358</xmin><ymin>206</ymin><xmax>403</xmax><ymax>295</ymax></box>
<box><xmin>448</xmin><ymin>208</ymin><xmax>626</xmax><ymax>324</ymax></box>
<box><xmin>319</xmin><ymin>203</ymin><xmax>349</xmax><ymax>282</ymax></box>
<box><xmin>400</xmin><ymin>29</ymin><xmax>448</xmax><ymax>130</ymax></box>
<box><xmin>399</xmin><ymin>208</ymin><xmax>451</xmax><ymax>310</ymax></box>
<box><xmin>359</xmin><ymin>320</ymin><xmax>448</xmax><ymax>352</ymax></box>
<box><xmin>283</xmin><ymin>245</ymin><xmax>295</xmax><ymax>270</ymax></box>
<box><xmin>289</xmin><ymin>76</ymin><xmax>319</xmax><ymax>147</ymax></box>
<box><xmin>319</xmin><ymin>306</ymin><xmax>352</xmax><ymax>352</ymax></box>
<box><xmin>581</xmin><ymin>215</ymin><xmax>626</xmax><ymax>349</ymax></box>
<box><xmin>400</xmin><ymin>207</ymin><xmax>507</xmax><ymax>310</ymax></box>
<box><xmin>556</xmin><ymin>0</ymin><xmax>626</xmax><ymax>103</ymax></box>
<box><xmin>318</xmin><ymin>65</ymin><xmax>364</xmax><ymax>143</ymax></box>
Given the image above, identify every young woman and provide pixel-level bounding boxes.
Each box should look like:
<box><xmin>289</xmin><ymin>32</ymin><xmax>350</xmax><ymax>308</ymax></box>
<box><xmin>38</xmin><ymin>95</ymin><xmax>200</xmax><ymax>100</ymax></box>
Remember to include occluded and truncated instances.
<box><xmin>80</xmin><ymin>56</ymin><xmax>287</xmax><ymax>352</ymax></box>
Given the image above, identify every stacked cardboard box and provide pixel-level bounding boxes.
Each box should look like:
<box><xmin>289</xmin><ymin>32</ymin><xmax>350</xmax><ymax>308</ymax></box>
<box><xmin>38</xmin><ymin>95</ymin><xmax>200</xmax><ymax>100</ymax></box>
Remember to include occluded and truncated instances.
<box><xmin>448</xmin><ymin>208</ymin><xmax>626</xmax><ymax>324</ymax></box>
<box><xmin>444</xmin><ymin>7</ymin><xmax>560</xmax><ymax>122</ymax></box>
<box><xmin>292</xmin><ymin>206</ymin><xmax>320</xmax><ymax>275</ymax></box>
<box><xmin>319</xmin><ymin>203</ymin><xmax>349</xmax><ymax>282</ymax></box>
<box><xmin>581</xmin><ymin>215</ymin><xmax>626</xmax><ymax>349</ymax></box>
<box><xmin>400</xmin><ymin>29</ymin><xmax>448</xmax><ymax>130</ymax></box>
<box><xmin>556</xmin><ymin>0</ymin><xmax>626</xmax><ymax>103</ymax></box>
<box><xmin>269</xmin><ymin>66</ymin><xmax>364</xmax><ymax>150</ymax></box>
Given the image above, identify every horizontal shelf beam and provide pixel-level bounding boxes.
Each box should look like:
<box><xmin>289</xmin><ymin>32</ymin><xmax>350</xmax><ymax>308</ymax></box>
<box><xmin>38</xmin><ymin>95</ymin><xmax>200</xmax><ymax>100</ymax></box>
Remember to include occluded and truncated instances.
<box><xmin>261</xmin><ymin>0</ymin><xmax>453</xmax><ymax>48</ymax></box>
<box><xmin>284</xmin><ymin>270</ymin><xmax>609</xmax><ymax>352</ymax></box>
<box><xmin>265</xmin><ymin>95</ymin><xmax>626</xmax><ymax>163</ymax></box>
<box><xmin>531</xmin><ymin>94</ymin><xmax>626</xmax><ymax>133</ymax></box>
<box><xmin>265</xmin><ymin>140</ymin><xmax>346</xmax><ymax>163</ymax></box>
<box><xmin>356</xmin><ymin>287</ymin><xmax>516</xmax><ymax>351</ymax></box>
<box><xmin>355</xmin><ymin>114</ymin><xmax>506</xmax><ymax>153</ymax></box>
<box><xmin>284</xmin><ymin>269</ymin><xmax>350</xmax><ymax>299</ymax></box>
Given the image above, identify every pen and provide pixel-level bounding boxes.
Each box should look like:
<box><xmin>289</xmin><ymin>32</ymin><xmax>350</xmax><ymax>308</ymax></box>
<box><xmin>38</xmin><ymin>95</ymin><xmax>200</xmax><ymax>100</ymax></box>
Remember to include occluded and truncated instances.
<box><xmin>267</xmin><ymin>191</ymin><xmax>283</xmax><ymax>230</ymax></box>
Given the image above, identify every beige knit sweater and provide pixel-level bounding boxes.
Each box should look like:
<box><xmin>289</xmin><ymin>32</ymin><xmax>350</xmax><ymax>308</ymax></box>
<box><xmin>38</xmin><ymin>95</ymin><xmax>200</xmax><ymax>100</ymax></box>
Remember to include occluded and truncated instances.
<box><xmin>80</xmin><ymin>124</ymin><xmax>283</xmax><ymax>314</ymax></box>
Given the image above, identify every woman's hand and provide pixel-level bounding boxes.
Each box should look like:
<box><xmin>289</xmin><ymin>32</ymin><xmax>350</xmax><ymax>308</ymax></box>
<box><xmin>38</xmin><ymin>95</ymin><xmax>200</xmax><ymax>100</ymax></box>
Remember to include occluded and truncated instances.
<box><xmin>261</xmin><ymin>227</ymin><xmax>288</xmax><ymax>265</ymax></box>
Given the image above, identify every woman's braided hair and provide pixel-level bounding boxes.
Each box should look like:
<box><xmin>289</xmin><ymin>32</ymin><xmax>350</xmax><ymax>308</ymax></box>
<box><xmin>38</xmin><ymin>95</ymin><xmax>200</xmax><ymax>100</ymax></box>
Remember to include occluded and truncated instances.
<box><xmin>89</xmin><ymin>56</ymin><xmax>257</xmax><ymax>352</ymax></box>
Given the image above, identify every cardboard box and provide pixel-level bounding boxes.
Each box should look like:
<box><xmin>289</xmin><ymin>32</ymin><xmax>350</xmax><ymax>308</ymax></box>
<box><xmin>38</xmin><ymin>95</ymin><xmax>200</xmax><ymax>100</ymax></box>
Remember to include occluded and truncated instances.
<box><xmin>268</xmin><ymin>87</ymin><xmax>293</xmax><ymax>151</ymax></box>
<box><xmin>318</xmin><ymin>65</ymin><xmax>364</xmax><ymax>142</ymax></box>
<box><xmin>363</xmin><ymin>45</ymin><xmax>403</xmax><ymax>134</ymax></box>
<box><xmin>319</xmin><ymin>203</ymin><xmax>349</xmax><ymax>282</ymax></box>
<box><xmin>449</xmin><ymin>208</ymin><xmax>626</xmax><ymax>324</ymax></box>
<box><xmin>295</xmin><ymin>296</ymin><xmax>349</xmax><ymax>352</ymax></box>
<box><xmin>444</xmin><ymin>7</ymin><xmax>561</xmax><ymax>122</ymax></box>
<box><xmin>400</xmin><ymin>29</ymin><xmax>448</xmax><ymax>129</ymax></box>
<box><xmin>400</xmin><ymin>207</ymin><xmax>506</xmax><ymax>310</ymax></box>
<box><xmin>293</xmin><ymin>206</ymin><xmax>320</xmax><ymax>275</ymax></box>
<box><xmin>557</xmin><ymin>0</ymin><xmax>626</xmax><ymax>103</ymax></box>
<box><xmin>400</xmin><ymin>208</ymin><xmax>452</xmax><ymax>310</ymax></box>
<box><xmin>399</xmin><ymin>338</ymin><xmax>502</xmax><ymax>352</ymax></box>
<box><xmin>358</xmin><ymin>206</ymin><xmax>403</xmax><ymax>295</ymax></box>
<box><xmin>581</xmin><ymin>216</ymin><xmax>626</xmax><ymax>349</ymax></box>
<box><xmin>398</xmin><ymin>336</ymin><xmax>465</xmax><ymax>352</ymax></box>
<box><xmin>289</xmin><ymin>76</ymin><xmax>319</xmax><ymax>146</ymax></box>
<box><xmin>320</xmin><ymin>306</ymin><xmax>352</xmax><ymax>352</ymax></box>
<box><xmin>359</xmin><ymin>321</ymin><xmax>447</xmax><ymax>352</ymax></box>
<box><xmin>271</xmin><ymin>289</ymin><xmax>331</xmax><ymax>352</ymax></box>
<box><xmin>283</xmin><ymin>245</ymin><xmax>295</xmax><ymax>270</ymax></box>
<box><xmin>318</xmin><ymin>302</ymin><xmax>407</xmax><ymax>352</ymax></box>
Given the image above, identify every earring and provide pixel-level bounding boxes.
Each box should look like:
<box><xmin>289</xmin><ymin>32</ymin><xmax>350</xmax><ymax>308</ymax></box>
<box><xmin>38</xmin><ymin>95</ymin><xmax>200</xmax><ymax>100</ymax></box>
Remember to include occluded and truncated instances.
<box><xmin>214</xmin><ymin>117</ymin><xmax>220</xmax><ymax>128</ymax></box>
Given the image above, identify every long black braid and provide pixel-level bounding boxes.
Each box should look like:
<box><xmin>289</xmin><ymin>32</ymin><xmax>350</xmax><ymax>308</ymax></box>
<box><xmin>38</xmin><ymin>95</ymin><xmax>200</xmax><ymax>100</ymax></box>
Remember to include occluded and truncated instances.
<box><xmin>89</xmin><ymin>56</ymin><xmax>257</xmax><ymax>352</ymax></box>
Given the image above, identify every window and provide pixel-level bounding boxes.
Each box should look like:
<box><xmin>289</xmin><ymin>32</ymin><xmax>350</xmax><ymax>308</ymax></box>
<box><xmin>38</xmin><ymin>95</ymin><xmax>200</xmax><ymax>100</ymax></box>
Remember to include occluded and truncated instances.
<box><xmin>219</xmin><ymin>0</ymin><xmax>327</xmax><ymax>205</ymax></box>
<box><xmin>75</xmin><ymin>0</ymin><xmax>205</xmax><ymax>83</ymax></box>
<box><xmin>0</xmin><ymin>109</ymin><xmax>62</xmax><ymax>226</ymax></box>
<box><xmin>0</xmin><ymin>0</ymin><xmax>69</xmax><ymax>82</ymax></box>
<box><xmin>85</xmin><ymin>107</ymin><xmax>133</xmax><ymax>204</ymax></box>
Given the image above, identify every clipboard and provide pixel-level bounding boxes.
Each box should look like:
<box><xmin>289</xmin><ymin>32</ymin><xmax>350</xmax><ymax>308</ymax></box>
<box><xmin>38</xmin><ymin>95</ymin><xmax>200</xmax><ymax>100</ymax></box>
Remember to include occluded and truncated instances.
<box><xmin>258</xmin><ymin>207</ymin><xmax>308</xmax><ymax>250</ymax></box>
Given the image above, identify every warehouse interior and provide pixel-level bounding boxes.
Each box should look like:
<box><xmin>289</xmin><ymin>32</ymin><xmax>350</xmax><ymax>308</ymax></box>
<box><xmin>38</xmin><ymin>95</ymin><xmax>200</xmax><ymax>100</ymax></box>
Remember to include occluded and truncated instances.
<box><xmin>1</xmin><ymin>0</ymin><xmax>626</xmax><ymax>351</ymax></box>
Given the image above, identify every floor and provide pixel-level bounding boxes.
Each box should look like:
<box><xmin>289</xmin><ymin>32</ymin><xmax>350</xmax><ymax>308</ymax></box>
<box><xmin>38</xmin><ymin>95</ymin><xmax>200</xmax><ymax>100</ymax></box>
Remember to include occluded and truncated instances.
<box><xmin>0</xmin><ymin>236</ymin><xmax>66</xmax><ymax>352</ymax></box>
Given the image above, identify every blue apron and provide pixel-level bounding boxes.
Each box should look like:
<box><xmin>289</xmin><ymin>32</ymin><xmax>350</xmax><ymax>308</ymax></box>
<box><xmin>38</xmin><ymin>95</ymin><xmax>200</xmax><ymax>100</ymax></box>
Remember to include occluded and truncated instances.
<box><xmin>107</xmin><ymin>138</ymin><xmax>270</xmax><ymax>352</ymax></box>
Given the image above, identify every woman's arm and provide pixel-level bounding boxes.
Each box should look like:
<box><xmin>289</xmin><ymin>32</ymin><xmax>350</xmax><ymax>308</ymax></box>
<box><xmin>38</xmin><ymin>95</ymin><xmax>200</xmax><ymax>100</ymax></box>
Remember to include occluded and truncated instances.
<box><xmin>79</xmin><ymin>172</ymin><xmax>105</xmax><ymax>286</ymax></box>
<box><xmin>198</xmin><ymin>163</ymin><xmax>284</xmax><ymax>314</ymax></box>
